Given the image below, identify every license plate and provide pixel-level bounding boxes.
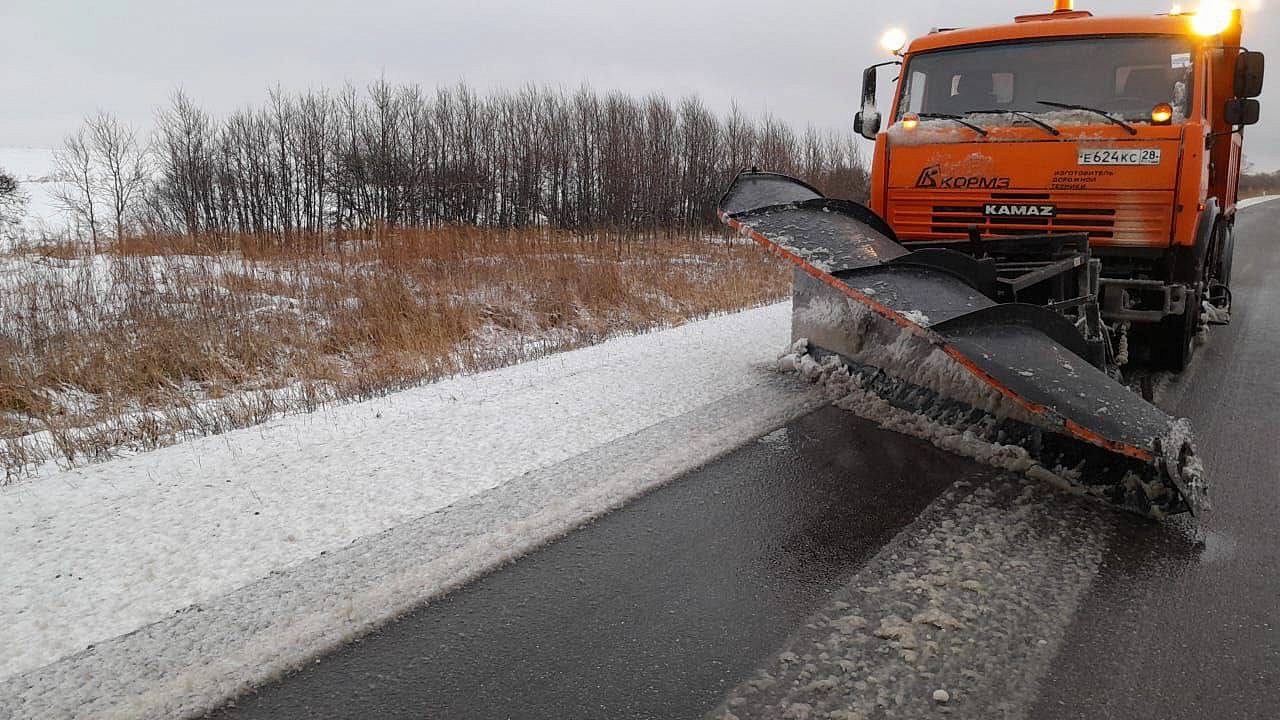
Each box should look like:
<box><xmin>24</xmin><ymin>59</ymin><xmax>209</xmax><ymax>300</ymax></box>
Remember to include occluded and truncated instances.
<box><xmin>1077</xmin><ymin>148</ymin><xmax>1162</xmax><ymax>165</ymax></box>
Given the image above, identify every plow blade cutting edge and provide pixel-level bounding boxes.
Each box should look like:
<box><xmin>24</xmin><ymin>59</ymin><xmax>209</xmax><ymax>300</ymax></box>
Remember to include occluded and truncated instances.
<box><xmin>719</xmin><ymin>171</ymin><xmax>1206</xmax><ymax>517</ymax></box>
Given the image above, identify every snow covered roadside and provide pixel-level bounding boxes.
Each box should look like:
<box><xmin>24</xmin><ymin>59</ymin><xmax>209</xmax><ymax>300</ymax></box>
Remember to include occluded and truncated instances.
<box><xmin>1237</xmin><ymin>195</ymin><xmax>1280</xmax><ymax>209</ymax></box>
<box><xmin>2</xmin><ymin>301</ymin><xmax>821</xmax><ymax>718</ymax></box>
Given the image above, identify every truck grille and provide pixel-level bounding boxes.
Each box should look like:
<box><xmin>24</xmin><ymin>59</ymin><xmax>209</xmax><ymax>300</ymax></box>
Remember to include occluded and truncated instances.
<box><xmin>886</xmin><ymin>190</ymin><xmax>1173</xmax><ymax>247</ymax></box>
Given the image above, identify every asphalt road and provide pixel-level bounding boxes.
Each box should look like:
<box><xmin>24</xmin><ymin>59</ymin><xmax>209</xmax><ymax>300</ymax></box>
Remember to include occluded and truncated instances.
<box><xmin>210</xmin><ymin>409</ymin><xmax>996</xmax><ymax>719</ymax></box>
<box><xmin>210</xmin><ymin>200</ymin><xmax>1279</xmax><ymax>719</ymax></box>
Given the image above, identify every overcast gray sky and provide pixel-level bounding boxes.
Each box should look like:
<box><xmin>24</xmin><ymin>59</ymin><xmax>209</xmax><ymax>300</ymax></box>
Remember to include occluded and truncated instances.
<box><xmin>3</xmin><ymin>0</ymin><xmax>1278</xmax><ymax>168</ymax></box>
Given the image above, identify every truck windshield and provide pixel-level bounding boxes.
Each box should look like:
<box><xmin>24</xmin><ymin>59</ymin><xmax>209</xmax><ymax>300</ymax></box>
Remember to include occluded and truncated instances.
<box><xmin>896</xmin><ymin>36</ymin><xmax>1195</xmax><ymax>124</ymax></box>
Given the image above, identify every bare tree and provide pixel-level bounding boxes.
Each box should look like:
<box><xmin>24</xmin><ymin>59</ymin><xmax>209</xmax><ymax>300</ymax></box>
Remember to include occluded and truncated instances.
<box><xmin>0</xmin><ymin>167</ymin><xmax>29</xmax><ymax>243</ymax></box>
<box><xmin>154</xmin><ymin>90</ymin><xmax>218</xmax><ymax>236</ymax></box>
<box><xmin>87</xmin><ymin>111</ymin><xmax>149</xmax><ymax>245</ymax></box>
<box><xmin>51</xmin><ymin>129</ymin><xmax>102</xmax><ymax>251</ymax></box>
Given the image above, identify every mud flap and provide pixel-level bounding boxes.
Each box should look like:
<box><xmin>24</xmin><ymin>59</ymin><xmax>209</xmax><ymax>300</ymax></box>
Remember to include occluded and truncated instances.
<box><xmin>721</xmin><ymin>171</ymin><xmax>1206</xmax><ymax>517</ymax></box>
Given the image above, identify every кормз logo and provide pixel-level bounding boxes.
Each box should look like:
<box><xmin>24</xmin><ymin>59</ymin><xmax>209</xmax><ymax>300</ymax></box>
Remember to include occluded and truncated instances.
<box><xmin>914</xmin><ymin>164</ymin><xmax>1011</xmax><ymax>190</ymax></box>
<box><xmin>915</xmin><ymin>165</ymin><xmax>940</xmax><ymax>188</ymax></box>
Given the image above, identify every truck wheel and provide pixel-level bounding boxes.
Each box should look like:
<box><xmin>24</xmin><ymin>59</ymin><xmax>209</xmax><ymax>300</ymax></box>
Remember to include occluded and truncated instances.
<box><xmin>1216</xmin><ymin>223</ymin><xmax>1235</xmax><ymax>289</ymax></box>
<box><xmin>1156</xmin><ymin>290</ymin><xmax>1201</xmax><ymax>371</ymax></box>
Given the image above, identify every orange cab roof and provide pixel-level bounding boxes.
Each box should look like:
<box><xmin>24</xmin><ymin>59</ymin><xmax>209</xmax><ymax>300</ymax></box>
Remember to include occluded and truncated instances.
<box><xmin>907</xmin><ymin>13</ymin><xmax>1198</xmax><ymax>54</ymax></box>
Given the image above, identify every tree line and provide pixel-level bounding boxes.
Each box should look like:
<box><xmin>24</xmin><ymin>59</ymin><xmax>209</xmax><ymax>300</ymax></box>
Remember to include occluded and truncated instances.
<box><xmin>1238</xmin><ymin>169</ymin><xmax>1280</xmax><ymax>199</ymax></box>
<box><xmin>51</xmin><ymin>81</ymin><xmax>868</xmax><ymax>244</ymax></box>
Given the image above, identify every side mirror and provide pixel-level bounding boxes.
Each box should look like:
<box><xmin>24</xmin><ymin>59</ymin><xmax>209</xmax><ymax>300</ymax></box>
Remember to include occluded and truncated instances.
<box><xmin>1225</xmin><ymin>98</ymin><xmax>1260</xmax><ymax>126</ymax></box>
<box><xmin>1235</xmin><ymin>51</ymin><xmax>1265</xmax><ymax>98</ymax></box>
<box><xmin>855</xmin><ymin>111</ymin><xmax>881</xmax><ymax>139</ymax></box>
<box><xmin>858</xmin><ymin>65</ymin><xmax>883</xmax><ymax>140</ymax></box>
<box><xmin>861</xmin><ymin>65</ymin><xmax>878</xmax><ymax>110</ymax></box>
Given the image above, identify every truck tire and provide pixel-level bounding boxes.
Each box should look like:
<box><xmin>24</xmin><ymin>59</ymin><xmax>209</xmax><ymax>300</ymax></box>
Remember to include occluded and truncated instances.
<box><xmin>1155</xmin><ymin>288</ymin><xmax>1201</xmax><ymax>371</ymax></box>
<box><xmin>1217</xmin><ymin>222</ymin><xmax>1235</xmax><ymax>288</ymax></box>
<box><xmin>1155</xmin><ymin>204</ymin><xmax>1217</xmax><ymax>370</ymax></box>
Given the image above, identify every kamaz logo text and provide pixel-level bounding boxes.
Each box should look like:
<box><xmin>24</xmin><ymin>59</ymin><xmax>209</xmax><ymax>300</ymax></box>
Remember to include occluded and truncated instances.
<box><xmin>915</xmin><ymin>165</ymin><xmax>1011</xmax><ymax>189</ymax></box>
<box><xmin>983</xmin><ymin>203</ymin><xmax>1056</xmax><ymax>217</ymax></box>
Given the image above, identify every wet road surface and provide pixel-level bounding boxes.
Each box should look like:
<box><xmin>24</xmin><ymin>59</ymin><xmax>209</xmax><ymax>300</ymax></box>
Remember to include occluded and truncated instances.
<box><xmin>1032</xmin><ymin>200</ymin><xmax>1280</xmax><ymax>720</ymax></box>
<box><xmin>211</xmin><ymin>202</ymin><xmax>1279</xmax><ymax>719</ymax></box>
<box><xmin>210</xmin><ymin>408</ymin><xmax>995</xmax><ymax>719</ymax></box>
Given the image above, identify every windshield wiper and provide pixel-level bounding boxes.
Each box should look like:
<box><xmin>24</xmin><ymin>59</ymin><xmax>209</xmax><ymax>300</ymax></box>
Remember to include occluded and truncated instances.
<box><xmin>966</xmin><ymin>109</ymin><xmax>1061</xmax><ymax>137</ymax></box>
<box><xmin>1037</xmin><ymin>100</ymin><xmax>1137</xmax><ymax>135</ymax></box>
<box><xmin>917</xmin><ymin>113</ymin><xmax>989</xmax><ymax>137</ymax></box>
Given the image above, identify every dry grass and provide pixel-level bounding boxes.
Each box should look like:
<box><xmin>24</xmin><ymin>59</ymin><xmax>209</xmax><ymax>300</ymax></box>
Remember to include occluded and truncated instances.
<box><xmin>0</xmin><ymin>226</ymin><xmax>789</xmax><ymax>480</ymax></box>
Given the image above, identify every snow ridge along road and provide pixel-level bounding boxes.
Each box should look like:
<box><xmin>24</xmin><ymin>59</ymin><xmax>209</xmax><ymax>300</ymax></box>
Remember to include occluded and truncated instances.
<box><xmin>2</xmin><ymin>302</ymin><xmax>824</xmax><ymax>719</ymax></box>
<box><xmin>707</xmin><ymin>478</ymin><xmax>1112</xmax><ymax>720</ymax></box>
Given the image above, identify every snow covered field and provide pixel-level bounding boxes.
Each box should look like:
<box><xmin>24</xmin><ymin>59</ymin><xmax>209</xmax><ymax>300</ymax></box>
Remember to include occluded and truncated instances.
<box><xmin>1</xmin><ymin>302</ymin><xmax>820</xmax><ymax>717</ymax></box>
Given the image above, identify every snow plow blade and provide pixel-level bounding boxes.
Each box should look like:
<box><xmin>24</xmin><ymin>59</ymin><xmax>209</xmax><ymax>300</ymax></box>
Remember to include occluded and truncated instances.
<box><xmin>719</xmin><ymin>171</ymin><xmax>1206</xmax><ymax>517</ymax></box>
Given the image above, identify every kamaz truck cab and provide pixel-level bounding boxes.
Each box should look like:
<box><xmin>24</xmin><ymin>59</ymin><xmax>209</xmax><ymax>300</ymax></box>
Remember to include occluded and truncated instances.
<box><xmin>855</xmin><ymin>1</ymin><xmax>1264</xmax><ymax>369</ymax></box>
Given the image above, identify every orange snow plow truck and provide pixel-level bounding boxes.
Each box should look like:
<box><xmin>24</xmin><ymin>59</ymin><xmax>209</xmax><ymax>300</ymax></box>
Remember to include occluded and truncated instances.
<box><xmin>855</xmin><ymin>1</ymin><xmax>1263</xmax><ymax>370</ymax></box>
<box><xmin>716</xmin><ymin>2</ymin><xmax>1264</xmax><ymax>517</ymax></box>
